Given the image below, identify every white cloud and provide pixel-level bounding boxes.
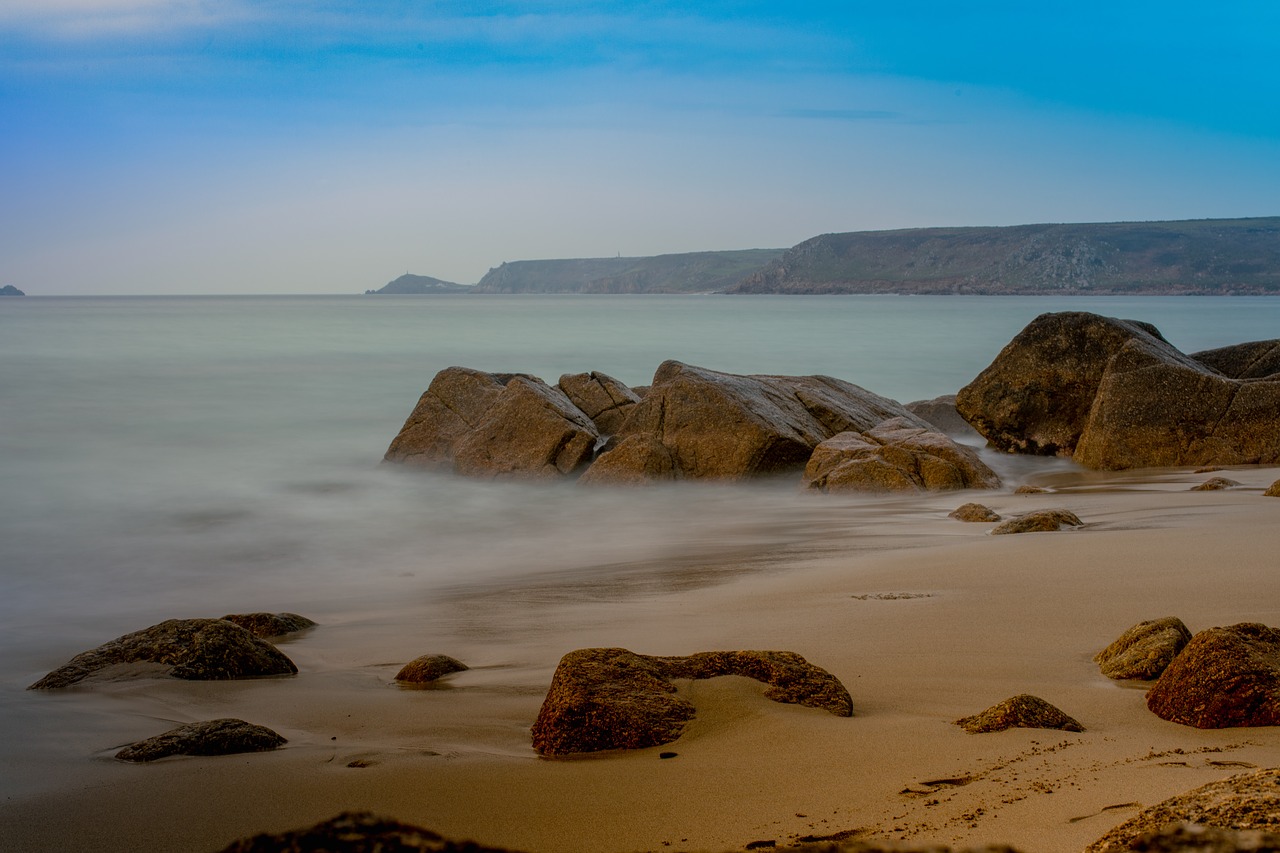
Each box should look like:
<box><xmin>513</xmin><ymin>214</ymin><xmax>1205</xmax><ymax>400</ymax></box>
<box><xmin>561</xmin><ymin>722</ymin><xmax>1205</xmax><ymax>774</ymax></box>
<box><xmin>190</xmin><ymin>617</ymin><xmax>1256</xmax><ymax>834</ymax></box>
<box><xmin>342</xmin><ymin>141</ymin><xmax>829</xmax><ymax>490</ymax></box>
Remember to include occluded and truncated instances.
<box><xmin>0</xmin><ymin>0</ymin><xmax>251</xmax><ymax>38</ymax></box>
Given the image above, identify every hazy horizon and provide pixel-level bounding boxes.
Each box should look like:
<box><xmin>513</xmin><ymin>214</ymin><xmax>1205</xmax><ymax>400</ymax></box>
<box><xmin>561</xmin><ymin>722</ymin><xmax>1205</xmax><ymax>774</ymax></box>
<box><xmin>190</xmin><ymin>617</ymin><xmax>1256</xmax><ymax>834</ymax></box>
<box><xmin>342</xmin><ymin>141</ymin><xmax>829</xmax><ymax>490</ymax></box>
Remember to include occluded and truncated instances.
<box><xmin>3</xmin><ymin>2</ymin><xmax>1279</xmax><ymax>295</ymax></box>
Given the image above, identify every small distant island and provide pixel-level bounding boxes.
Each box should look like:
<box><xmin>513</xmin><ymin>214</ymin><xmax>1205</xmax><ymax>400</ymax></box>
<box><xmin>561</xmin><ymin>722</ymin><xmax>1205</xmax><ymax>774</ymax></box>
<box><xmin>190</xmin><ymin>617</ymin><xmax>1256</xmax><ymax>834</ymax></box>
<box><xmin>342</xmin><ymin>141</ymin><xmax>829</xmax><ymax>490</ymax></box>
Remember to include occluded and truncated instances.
<box><xmin>367</xmin><ymin>216</ymin><xmax>1280</xmax><ymax>296</ymax></box>
<box><xmin>1</xmin><ymin>285</ymin><xmax>25</xmax><ymax>296</ymax></box>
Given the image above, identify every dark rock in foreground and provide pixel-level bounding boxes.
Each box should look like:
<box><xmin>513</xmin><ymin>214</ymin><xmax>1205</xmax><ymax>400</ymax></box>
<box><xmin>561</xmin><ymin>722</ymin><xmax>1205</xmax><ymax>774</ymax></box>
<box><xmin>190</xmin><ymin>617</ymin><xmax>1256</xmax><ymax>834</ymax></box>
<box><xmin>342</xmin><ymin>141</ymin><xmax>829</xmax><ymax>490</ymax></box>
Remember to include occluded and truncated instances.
<box><xmin>221</xmin><ymin>612</ymin><xmax>316</xmax><ymax>638</ymax></box>
<box><xmin>1084</xmin><ymin>769</ymin><xmax>1280</xmax><ymax>852</ymax></box>
<box><xmin>954</xmin><ymin>694</ymin><xmax>1083</xmax><ymax>733</ymax></box>
<box><xmin>1095</xmin><ymin>617</ymin><xmax>1193</xmax><ymax>681</ymax></box>
<box><xmin>990</xmin><ymin>509</ymin><xmax>1083</xmax><ymax>535</ymax></box>
<box><xmin>949</xmin><ymin>502</ymin><xmax>1001</xmax><ymax>522</ymax></box>
<box><xmin>28</xmin><ymin>618</ymin><xmax>297</xmax><ymax>689</ymax></box>
<box><xmin>219</xmin><ymin>811</ymin><xmax>519</xmax><ymax>852</ymax></box>
<box><xmin>531</xmin><ymin>648</ymin><xmax>852</xmax><ymax>756</ymax></box>
<box><xmin>1146</xmin><ymin>623</ymin><xmax>1280</xmax><ymax>728</ymax></box>
<box><xmin>394</xmin><ymin>654</ymin><xmax>469</xmax><ymax>684</ymax></box>
<box><xmin>116</xmin><ymin>718</ymin><xmax>286</xmax><ymax>762</ymax></box>
<box><xmin>802</xmin><ymin>418</ymin><xmax>1000</xmax><ymax>493</ymax></box>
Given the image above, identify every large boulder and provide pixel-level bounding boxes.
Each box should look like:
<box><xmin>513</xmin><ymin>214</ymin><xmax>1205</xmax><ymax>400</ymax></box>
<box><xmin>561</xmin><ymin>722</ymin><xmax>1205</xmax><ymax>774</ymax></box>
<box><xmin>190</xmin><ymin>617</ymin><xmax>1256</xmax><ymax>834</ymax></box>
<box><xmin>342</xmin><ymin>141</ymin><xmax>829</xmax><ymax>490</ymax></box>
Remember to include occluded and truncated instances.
<box><xmin>557</xmin><ymin>371</ymin><xmax>641</xmax><ymax>435</ymax></box>
<box><xmin>802</xmin><ymin>418</ymin><xmax>1000</xmax><ymax>493</ymax></box>
<box><xmin>383</xmin><ymin>368</ymin><xmax>599</xmax><ymax>480</ymax></box>
<box><xmin>1146</xmin><ymin>623</ymin><xmax>1280</xmax><ymax>728</ymax></box>
<box><xmin>582</xmin><ymin>361</ymin><xmax>929</xmax><ymax>484</ymax></box>
<box><xmin>1084</xmin><ymin>768</ymin><xmax>1280</xmax><ymax>852</ymax></box>
<box><xmin>29</xmin><ymin>618</ymin><xmax>297</xmax><ymax>689</ymax></box>
<box><xmin>531</xmin><ymin>648</ymin><xmax>852</xmax><ymax>755</ymax></box>
<box><xmin>1095</xmin><ymin>617</ymin><xmax>1193</xmax><ymax>681</ymax></box>
<box><xmin>116</xmin><ymin>718</ymin><xmax>286</xmax><ymax>762</ymax></box>
<box><xmin>1192</xmin><ymin>339</ymin><xmax>1280</xmax><ymax>379</ymax></box>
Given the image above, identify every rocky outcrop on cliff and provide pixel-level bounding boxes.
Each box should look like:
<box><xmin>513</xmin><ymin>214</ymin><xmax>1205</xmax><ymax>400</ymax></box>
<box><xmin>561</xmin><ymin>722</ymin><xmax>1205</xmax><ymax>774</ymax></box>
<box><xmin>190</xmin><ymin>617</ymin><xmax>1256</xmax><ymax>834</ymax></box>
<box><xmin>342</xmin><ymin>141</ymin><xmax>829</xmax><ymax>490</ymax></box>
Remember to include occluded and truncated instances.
<box><xmin>801</xmin><ymin>418</ymin><xmax>1000</xmax><ymax>493</ymax></box>
<box><xmin>366</xmin><ymin>273</ymin><xmax>470</xmax><ymax>294</ymax></box>
<box><xmin>472</xmin><ymin>249</ymin><xmax>783</xmax><ymax>293</ymax></box>
<box><xmin>956</xmin><ymin>312</ymin><xmax>1280</xmax><ymax>470</ymax></box>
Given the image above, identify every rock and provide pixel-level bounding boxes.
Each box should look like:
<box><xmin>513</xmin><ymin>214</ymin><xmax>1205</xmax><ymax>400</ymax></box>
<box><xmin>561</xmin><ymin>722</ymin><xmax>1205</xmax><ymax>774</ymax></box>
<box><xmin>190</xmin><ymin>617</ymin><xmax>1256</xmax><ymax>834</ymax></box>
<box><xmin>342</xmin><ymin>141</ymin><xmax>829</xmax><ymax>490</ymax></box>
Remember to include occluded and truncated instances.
<box><xmin>802</xmin><ymin>418</ymin><xmax>1001</xmax><ymax>493</ymax></box>
<box><xmin>383</xmin><ymin>367</ymin><xmax>600</xmax><ymax>480</ymax></box>
<box><xmin>990</xmin><ymin>509</ymin><xmax>1083</xmax><ymax>535</ymax></box>
<box><xmin>1084</xmin><ymin>769</ymin><xmax>1280</xmax><ymax>852</ymax></box>
<box><xmin>220</xmin><ymin>612</ymin><xmax>316</xmax><ymax>638</ymax></box>
<box><xmin>116</xmin><ymin>718</ymin><xmax>286</xmax><ymax>762</ymax></box>
<box><xmin>218</xmin><ymin>811</ymin><xmax>522</xmax><ymax>852</ymax></box>
<box><xmin>0</xmin><ymin>284</ymin><xmax>24</xmax><ymax>296</ymax></box>
<box><xmin>531</xmin><ymin>648</ymin><xmax>852</xmax><ymax>755</ymax></box>
<box><xmin>957</xmin><ymin>312</ymin><xmax>1280</xmax><ymax>470</ymax></box>
<box><xmin>949</xmin><ymin>502</ymin><xmax>1001</xmax><ymax>522</ymax></box>
<box><xmin>1095</xmin><ymin>617</ymin><xmax>1193</xmax><ymax>680</ymax></box>
<box><xmin>557</xmin><ymin>371</ymin><xmax>641</xmax><ymax>435</ymax></box>
<box><xmin>1146</xmin><ymin>623</ymin><xmax>1280</xmax><ymax>728</ymax></box>
<box><xmin>394</xmin><ymin>654</ymin><xmax>468</xmax><ymax>684</ymax></box>
<box><xmin>1190</xmin><ymin>476</ymin><xmax>1241</xmax><ymax>491</ymax></box>
<box><xmin>1013</xmin><ymin>484</ymin><xmax>1049</xmax><ymax>494</ymax></box>
<box><xmin>28</xmin><ymin>618</ymin><xmax>297</xmax><ymax>689</ymax></box>
<box><xmin>905</xmin><ymin>394</ymin><xmax>981</xmax><ymax>438</ymax></box>
<box><xmin>954</xmin><ymin>694</ymin><xmax>1084</xmax><ymax>733</ymax></box>
<box><xmin>1192</xmin><ymin>339</ymin><xmax>1280</xmax><ymax>380</ymax></box>
<box><xmin>1266</xmin><ymin>479</ymin><xmax>1280</xmax><ymax>497</ymax></box>
<box><xmin>955</xmin><ymin>312</ymin><xmax>1170</xmax><ymax>457</ymax></box>
<box><xmin>581</xmin><ymin>361</ymin><xmax>930</xmax><ymax>483</ymax></box>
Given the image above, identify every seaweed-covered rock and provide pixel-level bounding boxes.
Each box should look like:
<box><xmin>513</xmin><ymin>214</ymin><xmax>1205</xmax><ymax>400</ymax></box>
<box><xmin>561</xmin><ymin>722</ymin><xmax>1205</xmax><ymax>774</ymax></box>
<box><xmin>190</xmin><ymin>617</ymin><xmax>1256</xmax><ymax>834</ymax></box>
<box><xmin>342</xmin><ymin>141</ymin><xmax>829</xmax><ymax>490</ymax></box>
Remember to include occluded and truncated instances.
<box><xmin>949</xmin><ymin>503</ymin><xmax>1001</xmax><ymax>522</ymax></box>
<box><xmin>531</xmin><ymin>648</ymin><xmax>852</xmax><ymax>755</ymax></box>
<box><xmin>220</xmin><ymin>612</ymin><xmax>316</xmax><ymax>638</ymax></box>
<box><xmin>394</xmin><ymin>654</ymin><xmax>469</xmax><ymax>684</ymax></box>
<box><xmin>1084</xmin><ymin>769</ymin><xmax>1280</xmax><ymax>852</ymax></box>
<box><xmin>116</xmin><ymin>718</ymin><xmax>285</xmax><ymax>762</ymax></box>
<box><xmin>1190</xmin><ymin>477</ymin><xmax>1241</xmax><ymax>491</ymax></box>
<box><xmin>1146</xmin><ymin>623</ymin><xmax>1280</xmax><ymax>728</ymax></box>
<box><xmin>990</xmin><ymin>509</ymin><xmax>1083</xmax><ymax>535</ymax></box>
<box><xmin>802</xmin><ymin>418</ymin><xmax>1000</xmax><ymax>493</ymax></box>
<box><xmin>1095</xmin><ymin>617</ymin><xmax>1193</xmax><ymax>681</ymax></box>
<box><xmin>218</xmin><ymin>811</ymin><xmax>522</xmax><ymax>852</ymax></box>
<box><xmin>28</xmin><ymin>618</ymin><xmax>297</xmax><ymax>689</ymax></box>
<box><xmin>557</xmin><ymin>371</ymin><xmax>641</xmax><ymax>435</ymax></box>
<box><xmin>955</xmin><ymin>695</ymin><xmax>1083</xmax><ymax>733</ymax></box>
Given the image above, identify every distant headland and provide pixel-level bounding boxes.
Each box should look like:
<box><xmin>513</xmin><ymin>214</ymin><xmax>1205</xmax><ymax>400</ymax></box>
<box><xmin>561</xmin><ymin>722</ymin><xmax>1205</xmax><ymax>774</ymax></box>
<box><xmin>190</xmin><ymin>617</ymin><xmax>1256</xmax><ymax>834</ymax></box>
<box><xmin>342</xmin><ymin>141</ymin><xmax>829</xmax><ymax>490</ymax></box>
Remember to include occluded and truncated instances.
<box><xmin>1</xmin><ymin>285</ymin><xmax>25</xmax><ymax>296</ymax></box>
<box><xmin>367</xmin><ymin>216</ymin><xmax>1280</xmax><ymax>296</ymax></box>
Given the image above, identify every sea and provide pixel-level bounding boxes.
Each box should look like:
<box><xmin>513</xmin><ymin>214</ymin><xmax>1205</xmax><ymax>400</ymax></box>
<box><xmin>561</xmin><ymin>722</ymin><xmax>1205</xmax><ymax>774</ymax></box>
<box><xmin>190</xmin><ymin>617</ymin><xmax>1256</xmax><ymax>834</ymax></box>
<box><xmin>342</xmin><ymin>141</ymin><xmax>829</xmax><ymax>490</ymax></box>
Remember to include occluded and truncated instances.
<box><xmin>1</xmin><ymin>293</ymin><xmax>1277</xmax><ymax>695</ymax></box>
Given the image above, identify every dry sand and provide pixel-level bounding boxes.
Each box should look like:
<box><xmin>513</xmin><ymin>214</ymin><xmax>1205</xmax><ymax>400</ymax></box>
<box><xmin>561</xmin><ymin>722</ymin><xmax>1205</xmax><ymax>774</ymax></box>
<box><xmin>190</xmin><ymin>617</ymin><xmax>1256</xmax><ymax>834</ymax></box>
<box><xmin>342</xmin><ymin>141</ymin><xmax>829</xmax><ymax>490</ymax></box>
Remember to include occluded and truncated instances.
<box><xmin>3</xmin><ymin>466</ymin><xmax>1280</xmax><ymax>852</ymax></box>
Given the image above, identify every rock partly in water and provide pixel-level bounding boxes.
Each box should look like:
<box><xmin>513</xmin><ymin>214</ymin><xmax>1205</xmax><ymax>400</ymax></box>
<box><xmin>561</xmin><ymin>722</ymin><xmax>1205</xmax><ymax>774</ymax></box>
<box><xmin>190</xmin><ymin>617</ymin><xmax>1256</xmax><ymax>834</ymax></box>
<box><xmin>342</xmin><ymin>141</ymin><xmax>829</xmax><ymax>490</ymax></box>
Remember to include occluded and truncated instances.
<box><xmin>218</xmin><ymin>811</ymin><xmax>522</xmax><ymax>853</ymax></box>
<box><xmin>581</xmin><ymin>361</ymin><xmax>930</xmax><ymax>484</ymax></box>
<box><xmin>1013</xmin><ymin>485</ymin><xmax>1049</xmax><ymax>494</ymax></box>
<box><xmin>990</xmin><ymin>509</ymin><xmax>1083</xmax><ymax>535</ymax></box>
<box><xmin>557</xmin><ymin>371</ymin><xmax>641</xmax><ymax>435</ymax></box>
<box><xmin>220</xmin><ymin>612</ymin><xmax>316</xmax><ymax>639</ymax></box>
<box><xmin>1266</xmin><ymin>479</ymin><xmax>1280</xmax><ymax>497</ymax></box>
<box><xmin>955</xmin><ymin>694</ymin><xmax>1084</xmax><ymax>733</ymax></box>
<box><xmin>1095</xmin><ymin>617</ymin><xmax>1193</xmax><ymax>681</ymax></box>
<box><xmin>949</xmin><ymin>502</ymin><xmax>1001</xmax><ymax>522</ymax></box>
<box><xmin>383</xmin><ymin>368</ymin><xmax>599</xmax><ymax>480</ymax></box>
<box><xmin>802</xmin><ymin>418</ymin><xmax>1001</xmax><ymax>493</ymax></box>
<box><xmin>531</xmin><ymin>648</ymin><xmax>852</xmax><ymax>756</ymax></box>
<box><xmin>1146</xmin><ymin>623</ymin><xmax>1280</xmax><ymax>728</ymax></box>
<box><xmin>28</xmin><ymin>618</ymin><xmax>297</xmax><ymax>689</ymax></box>
<box><xmin>0</xmin><ymin>284</ymin><xmax>25</xmax><ymax>296</ymax></box>
<box><xmin>394</xmin><ymin>654</ymin><xmax>469</xmax><ymax>684</ymax></box>
<box><xmin>1084</xmin><ymin>769</ymin><xmax>1280</xmax><ymax>852</ymax></box>
<box><xmin>1190</xmin><ymin>477</ymin><xmax>1241</xmax><ymax>491</ymax></box>
<box><xmin>905</xmin><ymin>394</ymin><xmax>982</xmax><ymax>438</ymax></box>
<box><xmin>116</xmin><ymin>718</ymin><xmax>286</xmax><ymax>762</ymax></box>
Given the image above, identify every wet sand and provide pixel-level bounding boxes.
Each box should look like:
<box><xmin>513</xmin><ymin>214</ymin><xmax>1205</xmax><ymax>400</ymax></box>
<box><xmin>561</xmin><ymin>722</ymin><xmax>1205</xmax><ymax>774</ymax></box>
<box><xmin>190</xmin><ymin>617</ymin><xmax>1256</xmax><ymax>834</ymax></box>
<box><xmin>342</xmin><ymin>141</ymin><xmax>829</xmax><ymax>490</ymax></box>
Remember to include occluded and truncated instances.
<box><xmin>3</xmin><ymin>466</ymin><xmax>1280</xmax><ymax>852</ymax></box>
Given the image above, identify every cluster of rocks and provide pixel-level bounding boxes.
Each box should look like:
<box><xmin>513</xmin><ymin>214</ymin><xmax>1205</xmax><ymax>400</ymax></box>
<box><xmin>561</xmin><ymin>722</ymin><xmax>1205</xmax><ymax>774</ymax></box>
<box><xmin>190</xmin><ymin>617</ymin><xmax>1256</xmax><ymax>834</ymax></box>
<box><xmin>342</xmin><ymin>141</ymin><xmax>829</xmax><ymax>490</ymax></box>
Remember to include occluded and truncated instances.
<box><xmin>383</xmin><ymin>361</ymin><xmax>1000</xmax><ymax>491</ymax></box>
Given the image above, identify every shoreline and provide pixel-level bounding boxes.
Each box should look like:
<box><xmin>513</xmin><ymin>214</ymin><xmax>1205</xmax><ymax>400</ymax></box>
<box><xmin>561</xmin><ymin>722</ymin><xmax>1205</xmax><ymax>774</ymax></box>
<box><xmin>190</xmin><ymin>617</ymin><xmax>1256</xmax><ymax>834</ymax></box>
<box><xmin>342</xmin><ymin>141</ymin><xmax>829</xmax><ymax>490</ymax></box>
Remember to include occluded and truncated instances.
<box><xmin>3</xmin><ymin>466</ymin><xmax>1280</xmax><ymax>852</ymax></box>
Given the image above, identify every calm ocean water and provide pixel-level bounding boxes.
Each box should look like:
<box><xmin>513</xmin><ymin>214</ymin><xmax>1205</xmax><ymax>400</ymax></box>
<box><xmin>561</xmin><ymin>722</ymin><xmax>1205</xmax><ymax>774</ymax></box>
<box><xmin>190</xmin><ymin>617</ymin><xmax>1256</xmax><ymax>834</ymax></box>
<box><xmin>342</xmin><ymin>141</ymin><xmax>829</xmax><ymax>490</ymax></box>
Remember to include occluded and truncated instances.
<box><xmin>2</xmin><ymin>294</ymin><xmax>1278</xmax><ymax>685</ymax></box>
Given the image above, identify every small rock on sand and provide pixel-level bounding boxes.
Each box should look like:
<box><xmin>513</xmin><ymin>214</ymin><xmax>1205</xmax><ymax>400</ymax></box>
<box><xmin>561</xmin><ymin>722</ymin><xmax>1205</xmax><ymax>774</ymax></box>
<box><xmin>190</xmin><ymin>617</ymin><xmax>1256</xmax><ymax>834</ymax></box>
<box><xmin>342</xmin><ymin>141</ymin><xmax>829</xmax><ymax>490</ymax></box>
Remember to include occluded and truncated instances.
<box><xmin>1013</xmin><ymin>484</ymin><xmax>1049</xmax><ymax>494</ymax></box>
<box><xmin>1094</xmin><ymin>617</ymin><xmax>1192</xmax><ymax>681</ymax></box>
<box><xmin>955</xmin><ymin>694</ymin><xmax>1083</xmax><ymax>733</ymax></box>
<box><xmin>990</xmin><ymin>509</ymin><xmax>1083</xmax><ymax>535</ymax></box>
<box><xmin>218</xmin><ymin>811</ymin><xmax>520</xmax><ymax>852</ymax></box>
<box><xmin>1266</xmin><ymin>479</ymin><xmax>1280</xmax><ymax>497</ymax></box>
<box><xmin>394</xmin><ymin>654</ymin><xmax>469</xmax><ymax>684</ymax></box>
<box><xmin>949</xmin><ymin>502</ymin><xmax>1001</xmax><ymax>522</ymax></box>
<box><xmin>116</xmin><ymin>718</ymin><xmax>286</xmax><ymax>762</ymax></box>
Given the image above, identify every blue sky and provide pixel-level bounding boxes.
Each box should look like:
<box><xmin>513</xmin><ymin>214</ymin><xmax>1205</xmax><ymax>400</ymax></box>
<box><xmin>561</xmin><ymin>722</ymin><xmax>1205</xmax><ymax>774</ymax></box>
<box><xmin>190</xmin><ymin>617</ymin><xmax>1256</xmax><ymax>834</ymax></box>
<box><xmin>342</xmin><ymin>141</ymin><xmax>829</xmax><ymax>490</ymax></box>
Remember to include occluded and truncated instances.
<box><xmin>2</xmin><ymin>2</ymin><xmax>1278</xmax><ymax>294</ymax></box>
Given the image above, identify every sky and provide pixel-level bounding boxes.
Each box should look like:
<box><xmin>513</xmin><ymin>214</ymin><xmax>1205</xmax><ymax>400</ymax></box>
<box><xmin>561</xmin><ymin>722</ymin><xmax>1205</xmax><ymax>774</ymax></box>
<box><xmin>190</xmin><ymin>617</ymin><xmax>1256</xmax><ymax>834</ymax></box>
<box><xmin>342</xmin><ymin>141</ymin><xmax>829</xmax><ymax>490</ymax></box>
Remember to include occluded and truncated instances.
<box><xmin>2</xmin><ymin>2</ymin><xmax>1279</xmax><ymax>295</ymax></box>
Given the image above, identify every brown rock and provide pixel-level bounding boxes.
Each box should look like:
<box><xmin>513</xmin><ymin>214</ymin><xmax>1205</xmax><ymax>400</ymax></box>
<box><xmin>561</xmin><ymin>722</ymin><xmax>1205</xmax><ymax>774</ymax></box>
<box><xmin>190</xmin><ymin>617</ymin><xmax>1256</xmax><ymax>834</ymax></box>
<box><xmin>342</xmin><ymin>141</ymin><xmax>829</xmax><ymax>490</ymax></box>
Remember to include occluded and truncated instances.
<box><xmin>1191</xmin><ymin>476</ymin><xmax>1241</xmax><ymax>491</ymax></box>
<box><xmin>954</xmin><ymin>694</ymin><xmax>1083</xmax><ymax>733</ymax></box>
<box><xmin>382</xmin><ymin>367</ymin><xmax>524</xmax><ymax>469</ymax></box>
<box><xmin>220</xmin><ymin>612</ymin><xmax>316</xmax><ymax>638</ymax></box>
<box><xmin>1266</xmin><ymin>479</ymin><xmax>1280</xmax><ymax>497</ymax></box>
<box><xmin>218</xmin><ymin>811</ymin><xmax>521</xmax><ymax>852</ymax></box>
<box><xmin>28</xmin><ymin>618</ymin><xmax>297</xmax><ymax>689</ymax></box>
<box><xmin>1013</xmin><ymin>484</ymin><xmax>1049</xmax><ymax>494</ymax></box>
<box><xmin>1192</xmin><ymin>339</ymin><xmax>1280</xmax><ymax>379</ymax></box>
<box><xmin>394</xmin><ymin>654</ymin><xmax>468</xmax><ymax>684</ymax></box>
<box><xmin>531</xmin><ymin>648</ymin><xmax>852</xmax><ymax>756</ymax></box>
<box><xmin>1146</xmin><ymin>623</ymin><xmax>1280</xmax><ymax>728</ymax></box>
<box><xmin>990</xmin><ymin>508</ymin><xmax>1083</xmax><ymax>535</ymax></box>
<box><xmin>584</xmin><ymin>361</ymin><xmax>929</xmax><ymax>483</ymax></box>
<box><xmin>949</xmin><ymin>502</ymin><xmax>1001</xmax><ymax>522</ymax></box>
<box><xmin>557</xmin><ymin>371</ymin><xmax>641</xmax><ymax>435</ymax></box>
<box><xmin>116</xmin><ymin>718</ymin><xmax>286</xmax><ymax>762</ymax></box>
<box><xmin>905</xmin><ymin>394</ymin><xmax>982</xmax><ymax>438</ymax></box>
<box><xmin>956</xmin><ymin>312</ymin><xmax>1169</xmax><ymax>457</ymax></box>
<box><xmin>803</xmin><ymin>419</ymin><xmax>1001</xmax><ymax>493</ymax></box>
<box><xmin>1084</xmin><ymin>769</ymin><xmax>1280</xmax><ymax>852</ymax></box>
<box><xmin>576</xmin><ymin>434</ymin><xmax>677</xmax><ymax>486</ymax></box>
<box><xmin>1095</xmin><ymin>617</ymin><xmax>1193</xmax><ymax>680</ymax></box>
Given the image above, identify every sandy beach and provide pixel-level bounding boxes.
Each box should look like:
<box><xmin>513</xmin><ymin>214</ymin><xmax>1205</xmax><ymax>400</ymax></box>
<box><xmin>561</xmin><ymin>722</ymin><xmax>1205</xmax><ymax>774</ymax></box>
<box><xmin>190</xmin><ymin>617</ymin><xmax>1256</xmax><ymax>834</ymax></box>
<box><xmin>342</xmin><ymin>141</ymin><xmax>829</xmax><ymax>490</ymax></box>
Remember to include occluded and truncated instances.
<box><xmin>3</xmin><ymin>465</ymin><xmax>1280</xmax><ymax>852</ymax></box>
